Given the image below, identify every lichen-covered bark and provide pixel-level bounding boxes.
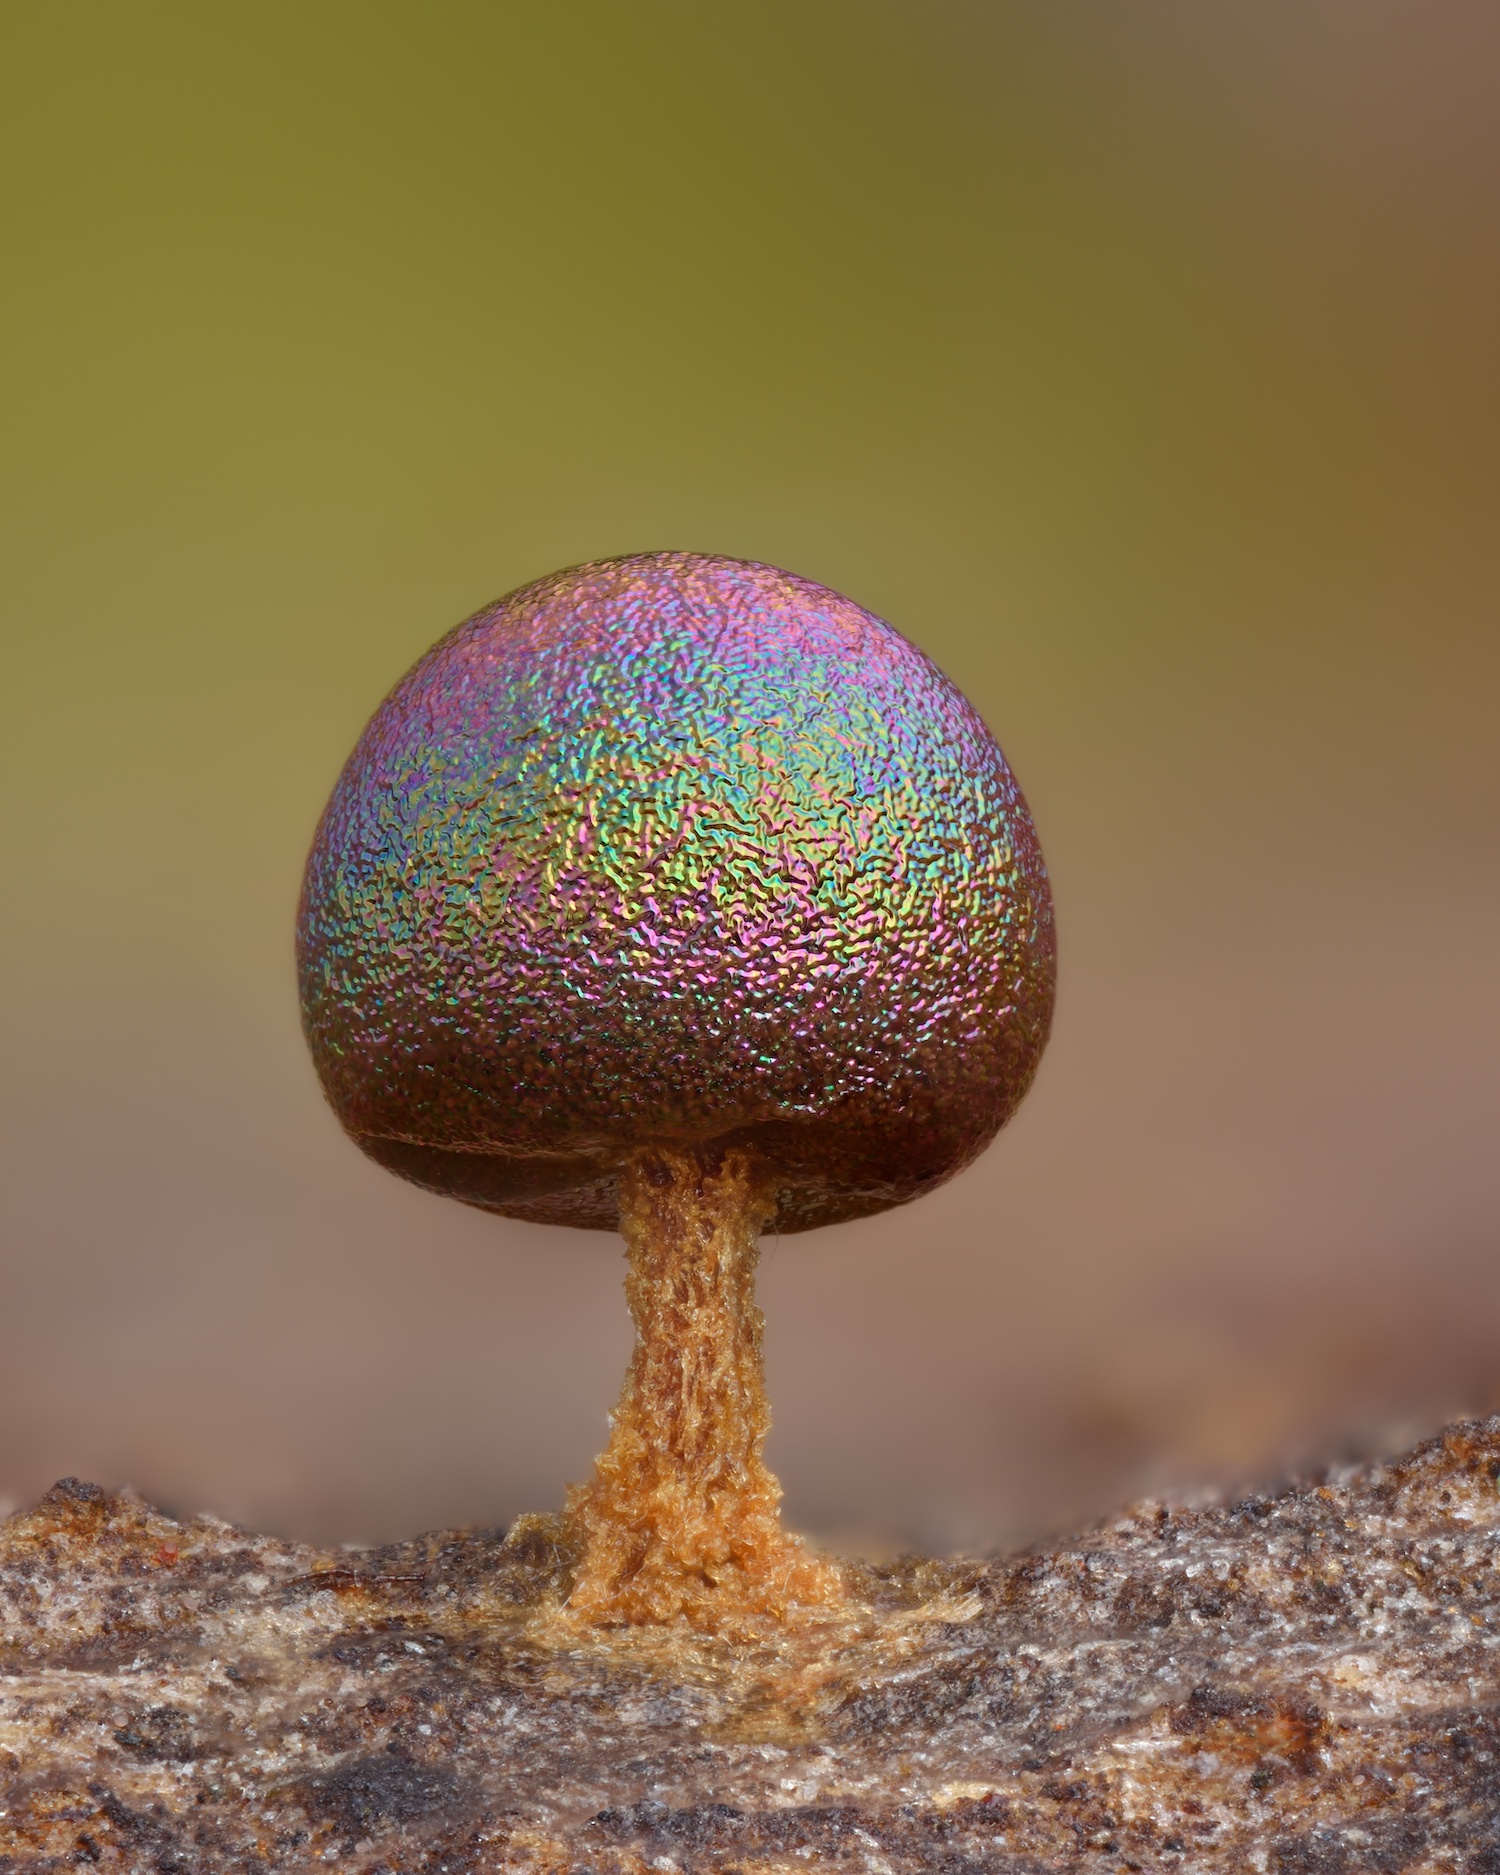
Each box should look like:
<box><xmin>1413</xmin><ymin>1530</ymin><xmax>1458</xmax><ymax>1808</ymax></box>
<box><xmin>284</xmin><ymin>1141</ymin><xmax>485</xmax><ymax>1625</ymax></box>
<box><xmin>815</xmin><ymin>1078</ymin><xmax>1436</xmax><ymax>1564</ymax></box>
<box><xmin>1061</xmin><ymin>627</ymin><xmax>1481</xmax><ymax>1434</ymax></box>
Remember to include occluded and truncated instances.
<box><xmin>5</xmin><ymin>1419</ymin><xmax>1500</xmax><ymax>1870</ymax></box>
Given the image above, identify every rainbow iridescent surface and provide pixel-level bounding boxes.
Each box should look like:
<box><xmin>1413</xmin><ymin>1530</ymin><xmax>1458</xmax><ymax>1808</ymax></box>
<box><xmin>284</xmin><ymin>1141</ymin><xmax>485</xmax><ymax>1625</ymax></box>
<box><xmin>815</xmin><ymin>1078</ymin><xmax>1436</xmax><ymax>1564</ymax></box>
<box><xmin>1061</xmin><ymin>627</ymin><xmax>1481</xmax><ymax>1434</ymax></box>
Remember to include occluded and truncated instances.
<box><xmin>297</xmin><ymin>553</ymin><xmax>1055</xmax><ymax>1232</ymax></box>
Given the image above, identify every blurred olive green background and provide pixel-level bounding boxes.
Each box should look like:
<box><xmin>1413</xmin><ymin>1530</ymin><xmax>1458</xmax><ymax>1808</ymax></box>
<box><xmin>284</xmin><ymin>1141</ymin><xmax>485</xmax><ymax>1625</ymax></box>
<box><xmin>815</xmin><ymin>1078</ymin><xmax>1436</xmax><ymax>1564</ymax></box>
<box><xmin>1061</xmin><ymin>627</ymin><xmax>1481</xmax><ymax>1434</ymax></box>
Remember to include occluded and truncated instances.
<box><xmin>2</xmin><ymin>2</ymin><xmax>1497</xmax><ymax>1553</ymax></box>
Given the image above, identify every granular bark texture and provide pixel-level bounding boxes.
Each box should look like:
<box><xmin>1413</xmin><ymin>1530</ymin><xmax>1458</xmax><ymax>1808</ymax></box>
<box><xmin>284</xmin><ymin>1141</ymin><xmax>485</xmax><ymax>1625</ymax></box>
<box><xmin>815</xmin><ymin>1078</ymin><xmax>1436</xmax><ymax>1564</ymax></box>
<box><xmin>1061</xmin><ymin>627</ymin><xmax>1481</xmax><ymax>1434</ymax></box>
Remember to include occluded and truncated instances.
<box><xmin>6</xmin><ymin>1418</ymin><xmax>1500</xmax><ymax>1871</ymax></box>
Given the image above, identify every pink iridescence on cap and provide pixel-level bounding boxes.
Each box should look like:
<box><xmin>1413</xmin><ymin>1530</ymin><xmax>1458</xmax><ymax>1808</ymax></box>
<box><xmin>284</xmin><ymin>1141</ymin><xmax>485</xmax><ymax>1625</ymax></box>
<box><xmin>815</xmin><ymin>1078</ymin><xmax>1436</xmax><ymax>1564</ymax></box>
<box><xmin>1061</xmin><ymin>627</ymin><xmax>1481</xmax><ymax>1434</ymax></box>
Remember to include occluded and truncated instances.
<box><xmin>297</xmin><ymin>553</ymin><xmax>1055</xmax><ymax>1231</ymax></box>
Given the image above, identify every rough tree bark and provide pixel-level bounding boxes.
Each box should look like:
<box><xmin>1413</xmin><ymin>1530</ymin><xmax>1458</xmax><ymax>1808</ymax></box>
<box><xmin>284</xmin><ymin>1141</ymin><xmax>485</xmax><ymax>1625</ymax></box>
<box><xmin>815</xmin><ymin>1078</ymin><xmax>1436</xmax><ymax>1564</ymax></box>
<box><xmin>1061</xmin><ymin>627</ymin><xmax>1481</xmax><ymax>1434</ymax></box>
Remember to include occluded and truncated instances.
<box><xmin>4</xmin><ymin>1418</ymin><xmax>1500</xmax><ymax>1870</ymax></box>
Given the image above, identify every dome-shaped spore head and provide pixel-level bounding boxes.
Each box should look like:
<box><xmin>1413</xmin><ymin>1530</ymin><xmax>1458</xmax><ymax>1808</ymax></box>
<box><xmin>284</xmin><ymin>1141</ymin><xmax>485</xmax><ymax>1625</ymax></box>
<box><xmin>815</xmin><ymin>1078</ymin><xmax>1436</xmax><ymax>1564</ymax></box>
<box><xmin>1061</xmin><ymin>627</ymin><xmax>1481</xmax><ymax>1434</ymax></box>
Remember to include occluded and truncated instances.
<box><xmin>297</xmin><ymin>553</ymin><xmax>1055</xmax><ymax>1232</ymax></box>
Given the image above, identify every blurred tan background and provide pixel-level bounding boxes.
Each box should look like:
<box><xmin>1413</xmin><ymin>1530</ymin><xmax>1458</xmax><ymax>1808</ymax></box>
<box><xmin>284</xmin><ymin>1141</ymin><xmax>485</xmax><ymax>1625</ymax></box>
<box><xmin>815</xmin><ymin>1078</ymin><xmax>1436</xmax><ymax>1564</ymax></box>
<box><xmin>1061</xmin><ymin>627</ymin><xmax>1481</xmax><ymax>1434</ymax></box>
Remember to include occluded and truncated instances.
<box><xmin>2</xmin><ymin>2</ymin><xmax>1496</xmax><ymax>1555</ymax></box>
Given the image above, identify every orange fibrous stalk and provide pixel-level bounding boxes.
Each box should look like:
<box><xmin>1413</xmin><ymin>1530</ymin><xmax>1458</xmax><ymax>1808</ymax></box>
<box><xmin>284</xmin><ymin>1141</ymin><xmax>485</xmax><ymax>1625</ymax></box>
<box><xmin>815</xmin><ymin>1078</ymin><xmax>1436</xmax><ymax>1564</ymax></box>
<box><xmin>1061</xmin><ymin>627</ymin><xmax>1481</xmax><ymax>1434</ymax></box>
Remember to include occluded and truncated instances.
<box><xmin>566</xmin><ymin>1145</ymin><xmax>844</xmax><ymax>1628</ymax></box>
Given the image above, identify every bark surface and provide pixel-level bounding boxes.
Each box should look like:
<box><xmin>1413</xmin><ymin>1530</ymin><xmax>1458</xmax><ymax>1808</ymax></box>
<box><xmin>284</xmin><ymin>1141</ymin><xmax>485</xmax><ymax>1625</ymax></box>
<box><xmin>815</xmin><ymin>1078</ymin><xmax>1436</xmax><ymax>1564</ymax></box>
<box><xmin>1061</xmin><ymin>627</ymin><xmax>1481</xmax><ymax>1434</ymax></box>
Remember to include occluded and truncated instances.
<box><xmin>4</xmin><ymin>1420</ymin><xmax>1500</xmax><ymax>1870</ymax></box>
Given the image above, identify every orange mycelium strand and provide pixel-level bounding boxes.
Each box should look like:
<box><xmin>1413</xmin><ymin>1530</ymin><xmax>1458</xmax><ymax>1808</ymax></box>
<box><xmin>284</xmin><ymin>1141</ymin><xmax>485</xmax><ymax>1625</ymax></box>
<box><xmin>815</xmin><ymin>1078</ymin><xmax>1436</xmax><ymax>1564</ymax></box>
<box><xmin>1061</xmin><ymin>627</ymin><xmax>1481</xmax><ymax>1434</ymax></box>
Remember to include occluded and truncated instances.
<box><xmin>566</xmin><ymin>1148</ymin><xmax>844</xmax><ymax>1627</ymax></box>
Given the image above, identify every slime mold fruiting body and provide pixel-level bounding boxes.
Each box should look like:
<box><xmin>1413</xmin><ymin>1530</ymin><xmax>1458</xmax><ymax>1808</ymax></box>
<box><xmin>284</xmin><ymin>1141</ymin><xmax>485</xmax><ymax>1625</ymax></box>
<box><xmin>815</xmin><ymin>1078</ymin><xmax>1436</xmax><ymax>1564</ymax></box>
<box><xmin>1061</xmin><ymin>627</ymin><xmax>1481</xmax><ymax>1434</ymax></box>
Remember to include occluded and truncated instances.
<box><xmin>298</xmin><ymin>552</ymin><xmax>1055</xmax><ymax>1623</ymax></box>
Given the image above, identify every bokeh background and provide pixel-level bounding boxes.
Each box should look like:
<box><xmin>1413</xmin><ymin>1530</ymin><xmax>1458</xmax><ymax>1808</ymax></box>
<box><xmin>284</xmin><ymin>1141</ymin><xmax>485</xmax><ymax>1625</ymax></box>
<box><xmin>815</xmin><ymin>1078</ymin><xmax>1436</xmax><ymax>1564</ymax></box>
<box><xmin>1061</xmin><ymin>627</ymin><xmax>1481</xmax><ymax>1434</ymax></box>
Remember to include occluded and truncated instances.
<box><xmin>2</xmin><ymin>2</ymin><xmax>1496</xmax><ymax>1555</ymax></box>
